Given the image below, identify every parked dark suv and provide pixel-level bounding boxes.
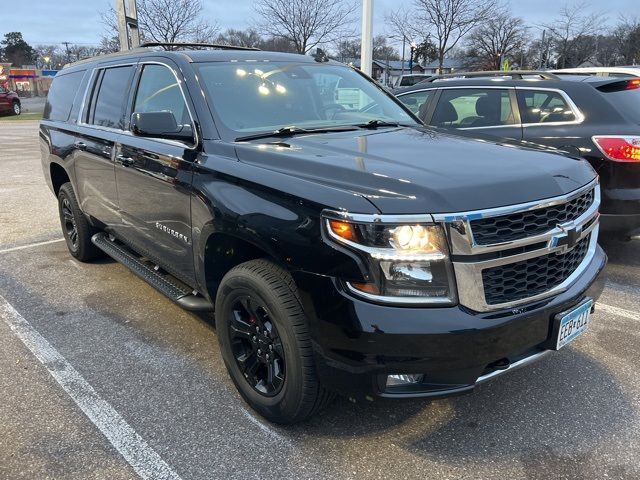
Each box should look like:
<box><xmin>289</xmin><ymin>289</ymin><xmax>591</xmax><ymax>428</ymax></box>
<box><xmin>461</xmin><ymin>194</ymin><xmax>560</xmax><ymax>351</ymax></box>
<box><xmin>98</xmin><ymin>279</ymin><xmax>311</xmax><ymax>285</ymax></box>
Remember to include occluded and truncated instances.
<box><xmin>0</xmin><ymin>85</ymin><xmax>21</xmax><ymax>115</ymax></box>
<box><xmin>40</xmin><ymin>45</ymin><xmax>606</xmax><ymax>423</ymax></box>
<box><xmin>395</xmin><ymin>72</ymin><xmax>640</xmax><ymax>240</ymax></box>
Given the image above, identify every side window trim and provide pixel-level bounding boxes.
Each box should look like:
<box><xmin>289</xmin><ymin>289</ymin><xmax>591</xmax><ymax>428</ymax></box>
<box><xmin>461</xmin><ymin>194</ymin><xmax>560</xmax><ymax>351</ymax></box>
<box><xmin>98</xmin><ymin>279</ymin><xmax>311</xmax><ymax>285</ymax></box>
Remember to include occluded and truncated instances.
<box><xmin>125</xmin><ymin>59</ymin><xmax>200</xmax><ymax>150</ymax></box>
<box><xmin>515</xmin><ymin>87</ymin><xmax>585</xmax><ymax>127</ymax></box>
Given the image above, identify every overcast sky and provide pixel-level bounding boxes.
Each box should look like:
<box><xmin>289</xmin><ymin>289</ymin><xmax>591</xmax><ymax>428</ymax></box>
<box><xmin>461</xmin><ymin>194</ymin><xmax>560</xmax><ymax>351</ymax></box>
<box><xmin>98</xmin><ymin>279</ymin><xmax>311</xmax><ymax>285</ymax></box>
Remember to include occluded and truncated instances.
<box><xmin>1</xmin><ymin>0</ymin><xmax>629</xmax><ymax>48</ymax></box>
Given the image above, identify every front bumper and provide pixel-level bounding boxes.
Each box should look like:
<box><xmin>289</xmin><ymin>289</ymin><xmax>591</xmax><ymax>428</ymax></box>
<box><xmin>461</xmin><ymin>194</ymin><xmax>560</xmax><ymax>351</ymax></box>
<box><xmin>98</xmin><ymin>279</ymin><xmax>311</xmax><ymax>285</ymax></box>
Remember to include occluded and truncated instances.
<box><xmin>292</xmin><ymin>244</ymin><xmax>607</xmax><ymax>399</ymax></box>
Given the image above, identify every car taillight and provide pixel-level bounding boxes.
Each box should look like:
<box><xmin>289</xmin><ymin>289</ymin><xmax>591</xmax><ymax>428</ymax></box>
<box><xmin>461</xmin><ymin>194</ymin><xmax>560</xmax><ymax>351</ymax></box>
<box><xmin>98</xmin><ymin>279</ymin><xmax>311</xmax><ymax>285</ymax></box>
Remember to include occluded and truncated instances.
<box><xmin>592</xmin><ymin>136</ymin><xmax>640</xmax><ymax>162</ymax></box>
<box><xmin>626</xmin><ymin>79</ymin><xmax>640</xmax><ymax>90</ymax></box>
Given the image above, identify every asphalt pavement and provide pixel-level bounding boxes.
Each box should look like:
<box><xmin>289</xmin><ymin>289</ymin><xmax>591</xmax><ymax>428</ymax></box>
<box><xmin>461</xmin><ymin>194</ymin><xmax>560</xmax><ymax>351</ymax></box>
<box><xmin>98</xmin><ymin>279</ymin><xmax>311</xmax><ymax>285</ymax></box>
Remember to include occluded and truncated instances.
<box><xmin>1</xmin><ymin>121</ymin><xmax>639</xmax><ymax>480</ymax></box>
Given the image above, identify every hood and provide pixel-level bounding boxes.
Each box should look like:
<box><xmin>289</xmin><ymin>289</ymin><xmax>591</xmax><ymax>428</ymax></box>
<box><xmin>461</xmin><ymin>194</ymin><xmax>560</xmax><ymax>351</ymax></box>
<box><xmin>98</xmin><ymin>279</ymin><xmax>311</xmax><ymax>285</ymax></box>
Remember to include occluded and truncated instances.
<box><xmin>234</xmin><ymin>127</ymin><xmax>596</xmax><ymax>214</ymax></box>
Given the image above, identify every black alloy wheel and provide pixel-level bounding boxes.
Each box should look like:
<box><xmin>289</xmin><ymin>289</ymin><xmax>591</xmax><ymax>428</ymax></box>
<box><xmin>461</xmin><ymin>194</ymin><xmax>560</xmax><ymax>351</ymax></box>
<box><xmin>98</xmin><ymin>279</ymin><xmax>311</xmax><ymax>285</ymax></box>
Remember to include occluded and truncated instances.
<box><xmin>216</xmin><ymin>259</ymin><xmax>334</xmax><ymax>423</ymax></box>
<box><xmin>229</xmin><ymin>295</ymin><xmax>286</xmax><ymax>396</ymax></box>
<box><xmin>61</xmin><ymin>197</ymin><xmax>79</xmax><ymax>251</ymax></box>
<box><xmin>57</xmin><ymin>182</ymin><xmax>102</xmax><ymax>262</ymax></box>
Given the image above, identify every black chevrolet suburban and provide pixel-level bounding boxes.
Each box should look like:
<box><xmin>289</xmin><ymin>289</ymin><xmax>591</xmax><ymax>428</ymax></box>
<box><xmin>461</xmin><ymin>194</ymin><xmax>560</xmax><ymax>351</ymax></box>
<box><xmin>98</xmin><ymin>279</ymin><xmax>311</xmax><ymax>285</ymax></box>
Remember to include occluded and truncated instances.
<box><xmin>40</xmin><ymin>44</ymin><xmax>606</xmax><ymax>424</ymax></box>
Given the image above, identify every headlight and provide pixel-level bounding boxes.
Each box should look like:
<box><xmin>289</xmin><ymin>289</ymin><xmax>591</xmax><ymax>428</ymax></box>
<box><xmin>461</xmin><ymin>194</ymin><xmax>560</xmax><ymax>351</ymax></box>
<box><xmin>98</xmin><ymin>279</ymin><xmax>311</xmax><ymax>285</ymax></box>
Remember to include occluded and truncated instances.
<box><xmin>324</xmin><ymin>214</ymin><xmax>457</xmax><ymax>305</ymax></box>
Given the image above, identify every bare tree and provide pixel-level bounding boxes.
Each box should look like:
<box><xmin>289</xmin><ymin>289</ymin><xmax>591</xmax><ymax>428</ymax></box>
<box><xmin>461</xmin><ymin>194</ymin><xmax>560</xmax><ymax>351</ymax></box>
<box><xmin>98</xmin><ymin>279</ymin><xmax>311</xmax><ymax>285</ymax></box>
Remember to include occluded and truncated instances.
<box><xmin>466</xmin><ymin>7</ymin><xmax>527</xmax><ymax>69</ymax></box>
<box><xmin>614</xmin><ymin>17</ymin><xmax>640</xmax><ymax>65</ymax></box>
<box><xmin>334</xmin><ymin>36</ymin><xmax>400</xmax><ymax>62</ymax></box>
<box><xmin>254</xmin><ymin>0</ymin><xmax>356</xmax><ymax>54</ymax></box>
<box><xmin>544</xmin><ymin>2</ymin><xmax>604</xmax><ymax>68</ymax></box>
<box><xmin>406</xmin><ymin>0</ymin><xmax>497</xmax><ymax>72</ymax></box>
<box><xmin>216</xmin><ymin>29</ymin><xmax>263</xmax><ymax>48</ymax></box>
<box><xmin>101</xmin><ymin>0</ymin><xmax>217</xmax><ymax>49</ymax></box>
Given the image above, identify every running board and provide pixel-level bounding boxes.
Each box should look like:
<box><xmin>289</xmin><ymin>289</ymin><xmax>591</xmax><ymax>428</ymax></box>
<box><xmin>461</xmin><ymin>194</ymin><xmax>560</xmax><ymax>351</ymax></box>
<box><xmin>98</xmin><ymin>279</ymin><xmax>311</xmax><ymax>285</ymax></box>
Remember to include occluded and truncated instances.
<box><xmin>91</xmin><ymin>233</ymin><xmax>213</xmax><ymax>312</ymax></box>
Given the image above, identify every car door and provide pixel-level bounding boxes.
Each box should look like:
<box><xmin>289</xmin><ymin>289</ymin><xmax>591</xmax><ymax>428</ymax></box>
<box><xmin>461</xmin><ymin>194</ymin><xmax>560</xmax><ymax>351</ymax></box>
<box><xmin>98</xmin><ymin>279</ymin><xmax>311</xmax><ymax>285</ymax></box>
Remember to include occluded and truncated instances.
<box><xmin>426</xmin><ymin>87</ymin><xmax>523</xmax><ymax>141</ymax></box>
<box><xmin>0</xmin><ymin>86</ymin><xmax>11</xmax><ymax>113</ymax></box>
<box><xmin>516</xmin><ymin>87</ymin><xmax>584</xmax><ymax>153</ymax></box>
<box><xmin>75</xmin><ymin>63</ymin><xmax>136</xmax><ymax>227</ymax></box>
<box><xmin>113</xmin><ymin>60</ymin><xmax>198</xmax><ymax>283</ymax></box>
<box><xmin>396</xmin><ymin>88</ymin><xmax>437</xmax><ymax>122</ymax></box>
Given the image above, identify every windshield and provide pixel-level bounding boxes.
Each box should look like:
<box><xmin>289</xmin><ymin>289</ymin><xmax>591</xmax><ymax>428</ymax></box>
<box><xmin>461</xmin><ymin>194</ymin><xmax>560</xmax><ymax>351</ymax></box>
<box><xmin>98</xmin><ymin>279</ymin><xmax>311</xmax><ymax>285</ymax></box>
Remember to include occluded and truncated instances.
<box><xmin>196</xmin><ymin>61</ymin><xmax>417</xmax><ymax>138</ymax></box>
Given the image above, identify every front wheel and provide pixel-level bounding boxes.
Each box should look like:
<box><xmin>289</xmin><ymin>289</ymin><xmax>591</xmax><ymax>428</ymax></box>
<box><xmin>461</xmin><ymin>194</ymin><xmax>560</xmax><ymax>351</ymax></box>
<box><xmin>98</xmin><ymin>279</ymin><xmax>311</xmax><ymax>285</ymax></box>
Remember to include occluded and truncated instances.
<box><xmin>12</xmin><ymin>102</ymin><xmax>21</xmax><ymax>115</ymax></box>
<box><xmin>215</xmin><ymin>259</ymin><xmax>334</xmax><ymax>424</ymax></box>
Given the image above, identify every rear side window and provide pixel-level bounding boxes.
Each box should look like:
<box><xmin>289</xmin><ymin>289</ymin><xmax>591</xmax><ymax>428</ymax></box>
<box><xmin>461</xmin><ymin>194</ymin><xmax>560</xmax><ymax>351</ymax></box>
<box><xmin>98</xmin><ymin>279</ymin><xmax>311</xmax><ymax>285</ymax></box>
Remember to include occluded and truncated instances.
<box><xmin>516</xmin><ymin>90</ymin><xmax>577</xmax><ymax>124</ymax></box>
<box><xmin>400</xmin><ymin>76</ymin><xmax>425</xmax><ymax>87</ymax></box>
<box><xmin>398</xmin><ymin>90</ymin><xmax>434</xmax><ymax>120</ymax></box>
<box><xmin>601</xmin><ymin>89</ymin><xmax>640</xmax><ymax>124</ymax></box>
<box><xmin>86</xmin><ymin>66</ymin><xmax>135</xmax><ymax>129</ymax></box>
<box><xmin>44</xmin><ymin>70</ymin><xmax>85</xmax><ymax>122</ymax></box>
<box><xmin>431</xmin><ymin>88</ymin><xmax>515</xmax><ymax>128</ymax></box>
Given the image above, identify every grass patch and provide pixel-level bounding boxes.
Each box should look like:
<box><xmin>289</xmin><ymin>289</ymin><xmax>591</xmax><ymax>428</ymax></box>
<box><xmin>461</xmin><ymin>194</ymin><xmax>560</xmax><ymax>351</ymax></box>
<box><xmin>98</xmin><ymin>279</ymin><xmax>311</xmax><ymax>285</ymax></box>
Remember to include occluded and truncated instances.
<box><xmin>0</xmin><ymin>112</ymin><xmax>43</xmax><ymax>122</ymax></box>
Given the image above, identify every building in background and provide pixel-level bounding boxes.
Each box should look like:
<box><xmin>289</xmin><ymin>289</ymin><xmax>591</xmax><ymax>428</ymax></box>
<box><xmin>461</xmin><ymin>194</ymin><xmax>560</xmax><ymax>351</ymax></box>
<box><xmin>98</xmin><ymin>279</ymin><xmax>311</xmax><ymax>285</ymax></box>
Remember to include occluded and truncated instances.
<box><xmin>1</xmin><ymin>66</ymin><xmax>58</xmax><ymax>96</ymax></box>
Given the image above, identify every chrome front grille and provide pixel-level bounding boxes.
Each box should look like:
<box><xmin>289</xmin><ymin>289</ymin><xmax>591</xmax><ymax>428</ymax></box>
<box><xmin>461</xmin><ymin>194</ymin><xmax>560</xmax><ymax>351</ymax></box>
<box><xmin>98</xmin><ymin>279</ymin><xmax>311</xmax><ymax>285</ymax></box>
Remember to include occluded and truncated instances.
<box><xmin>434</xmin><ymin>179</ymin><xmax>600</xmax><ymax>312</ymax></box>
<box><xmin>470</xmin><ymin>188</ymin><xmax>594</xmax><ymax>246</ymax></box>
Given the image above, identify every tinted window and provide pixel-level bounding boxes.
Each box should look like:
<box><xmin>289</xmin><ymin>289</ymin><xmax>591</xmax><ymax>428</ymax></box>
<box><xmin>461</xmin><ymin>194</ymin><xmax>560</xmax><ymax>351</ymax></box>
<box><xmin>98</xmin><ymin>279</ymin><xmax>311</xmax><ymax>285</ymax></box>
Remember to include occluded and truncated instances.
<box><xmin>602</xmin><ymin>89</ymin><xmax>640</xmax><ymax>123</ymax></box>
<box><xmin>44</xmin><ymin>70</ymin><xmax>85</xmax><ymax>122</ymax></box>
<box><xmin>398</xmin><ymin>90</ymin><xmax>434</xmax><ymax>120</ymax></box>
<box><xmin>517</xmin><ymin>90</ymin><xmax>577</xmax><ymax>124</ymax></box>
<box><xmin>89</xmin><ymin>66</ymin><xmax>134</xmax><ymax>129</ymax></box>
<box><xmin>400</xmin><ymin>76</ymin><xmax>426</xmax><ymax>87</ymax></box>
<box><xmin>607</xmin><ymin>73</ymin><xmax>636</xmax><ymax>78</ymax></box>
<box><xmin>431</xmin><ymin>88</ymin><xmax>515</xmax><ymax>128</ymax></box>
<box><xmin>133</xmin><ymin>64</ymin><xmax>190</xmax><ymax>125</ymax></box>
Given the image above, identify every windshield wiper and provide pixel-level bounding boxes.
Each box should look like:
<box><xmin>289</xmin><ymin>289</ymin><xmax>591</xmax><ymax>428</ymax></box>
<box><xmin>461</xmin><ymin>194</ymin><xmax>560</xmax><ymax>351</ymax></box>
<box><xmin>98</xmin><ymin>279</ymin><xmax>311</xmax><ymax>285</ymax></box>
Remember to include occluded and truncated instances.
<box><xmin>235</xmin><ymin>125</ymin><xmax>358</xmax><ymax>142</ymax></box>
<box><xmin>354</xmin><ymin>120</ymin><xmax>404</xmax><ymax>129</ymax></box>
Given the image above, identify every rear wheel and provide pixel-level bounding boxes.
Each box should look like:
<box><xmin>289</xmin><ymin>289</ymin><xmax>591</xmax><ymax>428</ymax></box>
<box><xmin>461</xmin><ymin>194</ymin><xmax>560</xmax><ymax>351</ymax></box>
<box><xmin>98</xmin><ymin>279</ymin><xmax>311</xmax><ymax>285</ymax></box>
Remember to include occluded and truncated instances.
<box><xmin>57</xmin><ymin>182</ymin><xmax>101</xmax><ymax>261</ymax></box>
<box><xmin>12</xmin><ymin>102</ymin><xmax>21</xmax><ymax>116</ymax></box>
<box><xmin>216</xmin><ymin>259</ymin><xmax>334</xmax><ymax>424</ymax></box>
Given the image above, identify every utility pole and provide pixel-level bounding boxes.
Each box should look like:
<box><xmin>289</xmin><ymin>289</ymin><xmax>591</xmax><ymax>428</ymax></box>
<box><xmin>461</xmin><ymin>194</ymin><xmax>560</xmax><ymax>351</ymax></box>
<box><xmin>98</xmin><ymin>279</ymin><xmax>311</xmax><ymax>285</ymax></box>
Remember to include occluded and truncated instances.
<box><xmin>116</xmin><ymin>0</ymin><xmax>141</xmax><ymax>51</ymax></box>
<box><xmin>360</xmin><ymin>0</ymin><xmax>374</xmax><ymax>76</ymax></box>
<box><xmin>539</xmin><ymin>29</ymin><xmax>546</xmax><ymax>69</ymax></box>
<box><xmin>62</xmin><ymin>42</ymin><xmax>71</xmax><ymax>64</ymax></box>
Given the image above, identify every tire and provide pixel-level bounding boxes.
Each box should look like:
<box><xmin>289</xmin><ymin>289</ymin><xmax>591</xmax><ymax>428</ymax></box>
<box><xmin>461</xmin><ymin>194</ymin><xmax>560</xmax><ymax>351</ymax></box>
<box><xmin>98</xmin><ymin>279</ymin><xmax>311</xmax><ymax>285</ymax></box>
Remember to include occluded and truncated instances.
<box><xmin>12</xmin><ymin>102</ymin><xmax>21</xmax><ymax>116</ymax></box>
<box><xmin>215</xmin><ymin>259</ymin><xmax>334</xmax><ymax>424</ymax></box>
<box><xmin>57</xmin><ymin>182</ymin><xmax>102</xmax><ymax>261</ymax></box>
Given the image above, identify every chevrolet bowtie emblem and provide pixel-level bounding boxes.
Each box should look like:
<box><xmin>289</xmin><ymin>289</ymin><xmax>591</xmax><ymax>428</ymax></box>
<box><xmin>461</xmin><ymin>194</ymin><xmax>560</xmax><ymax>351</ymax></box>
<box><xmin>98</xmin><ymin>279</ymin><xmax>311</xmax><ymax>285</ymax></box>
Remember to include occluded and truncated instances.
<box><xmin>551</xmin><ymin>222</ymin><xmax>581</xmax><ymax>252</ymax></box>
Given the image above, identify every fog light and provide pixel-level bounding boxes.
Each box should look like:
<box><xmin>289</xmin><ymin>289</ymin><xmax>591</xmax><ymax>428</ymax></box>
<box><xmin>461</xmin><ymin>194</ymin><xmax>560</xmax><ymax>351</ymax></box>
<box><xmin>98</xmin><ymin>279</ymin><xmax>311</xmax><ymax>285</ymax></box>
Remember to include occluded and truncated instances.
<box><xmin>386</xmin><ymin>374</ymin><xmax>424</xmax><ymax>387</ymax></box>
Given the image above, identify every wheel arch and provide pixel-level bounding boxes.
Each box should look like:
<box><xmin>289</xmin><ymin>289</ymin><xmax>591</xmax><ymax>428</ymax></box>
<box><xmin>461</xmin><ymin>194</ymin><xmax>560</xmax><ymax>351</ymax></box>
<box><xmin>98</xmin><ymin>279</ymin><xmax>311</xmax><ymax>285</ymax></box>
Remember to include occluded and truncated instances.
<box><xmin>202</xmin><ymin>231</ymin><xmax>287</xmax><ymax>303</ymax></box>
<box><xmin>50</xmin><ymin>162</ymin><xmax>70</xmax><ymax>196</ymax></box>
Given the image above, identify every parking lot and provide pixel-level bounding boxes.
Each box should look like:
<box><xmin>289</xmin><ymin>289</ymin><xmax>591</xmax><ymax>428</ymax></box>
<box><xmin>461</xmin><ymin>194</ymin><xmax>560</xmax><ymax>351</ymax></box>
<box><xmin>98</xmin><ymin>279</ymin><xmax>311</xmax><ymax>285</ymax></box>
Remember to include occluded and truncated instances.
<box><xmin>1</xmin><ymin>120</ymin><xmax>639</xmax><ymax>479</ymax></box>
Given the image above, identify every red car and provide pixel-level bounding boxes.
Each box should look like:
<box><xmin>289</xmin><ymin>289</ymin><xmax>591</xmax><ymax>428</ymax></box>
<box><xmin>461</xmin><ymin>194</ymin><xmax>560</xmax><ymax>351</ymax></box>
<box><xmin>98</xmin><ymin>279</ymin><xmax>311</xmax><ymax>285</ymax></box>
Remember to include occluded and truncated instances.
<box><xmin>0</xmin><ymin>86</ymin><xmax>21</xmax><ymax>115</ymax></box>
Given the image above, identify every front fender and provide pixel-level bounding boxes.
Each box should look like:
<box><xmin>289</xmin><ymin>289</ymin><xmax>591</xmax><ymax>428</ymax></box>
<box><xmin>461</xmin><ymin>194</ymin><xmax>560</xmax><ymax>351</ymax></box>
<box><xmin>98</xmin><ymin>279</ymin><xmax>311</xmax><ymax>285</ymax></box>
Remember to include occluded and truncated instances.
<box><xmin>190</xmin><ymin>152</ymin><xmax>376</xmax><ymax>296</ymax></box>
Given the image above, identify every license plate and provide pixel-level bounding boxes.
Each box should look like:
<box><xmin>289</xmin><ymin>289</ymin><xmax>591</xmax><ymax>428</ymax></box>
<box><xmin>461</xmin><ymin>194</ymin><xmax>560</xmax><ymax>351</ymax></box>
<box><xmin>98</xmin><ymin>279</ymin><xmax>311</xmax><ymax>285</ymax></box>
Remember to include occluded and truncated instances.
<box><xmin>555</xmin><ymin>299</ymin><xmax>593</xmax><ymax>350</ymax></box>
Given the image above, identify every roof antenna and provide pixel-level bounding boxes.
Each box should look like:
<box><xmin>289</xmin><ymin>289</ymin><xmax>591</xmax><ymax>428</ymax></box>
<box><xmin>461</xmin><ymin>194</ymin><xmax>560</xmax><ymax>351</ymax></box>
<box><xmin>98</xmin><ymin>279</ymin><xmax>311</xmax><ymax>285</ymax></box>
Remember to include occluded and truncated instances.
<box><xmin>314</xmin><ymin>48</ymin><xmax>329</xmax><ymax>63</ymax></box>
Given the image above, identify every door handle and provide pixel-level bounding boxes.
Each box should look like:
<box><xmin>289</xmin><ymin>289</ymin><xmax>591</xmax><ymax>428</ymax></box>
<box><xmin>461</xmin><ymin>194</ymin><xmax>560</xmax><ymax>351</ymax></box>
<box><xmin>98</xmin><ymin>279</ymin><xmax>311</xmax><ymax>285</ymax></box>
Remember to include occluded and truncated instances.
<box><xmin>74</xmin><ymin>141</ymin><xmax>87</xmax><ymax>150</ymax></box>
<box><xmin>115</xmin><ymin>154</ymin><xmax>134</xmax><ymax>167</ymax></box>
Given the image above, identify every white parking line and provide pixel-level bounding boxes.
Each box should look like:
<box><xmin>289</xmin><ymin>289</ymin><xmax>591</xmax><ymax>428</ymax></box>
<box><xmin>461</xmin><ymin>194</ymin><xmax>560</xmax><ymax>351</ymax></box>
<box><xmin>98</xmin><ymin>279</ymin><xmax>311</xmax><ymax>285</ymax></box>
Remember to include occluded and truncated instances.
<box><xmin>0</xmin><ymin>238</ymin><xmax>64</xmax><ymax>254</ymax></box>
<box><xmin>0</xmin><ymin>295</ymin><xmax>183</xmax><ymax>480</ymax></box>
<box><xmin>598</xmin><ymin>303</ymin><xmax>638</xmax><ymax>321</ymax></box>
<box><xmin>240</xmin><ymin>407</ymin><xmax>292</xmax><ymax>446</ymax></box>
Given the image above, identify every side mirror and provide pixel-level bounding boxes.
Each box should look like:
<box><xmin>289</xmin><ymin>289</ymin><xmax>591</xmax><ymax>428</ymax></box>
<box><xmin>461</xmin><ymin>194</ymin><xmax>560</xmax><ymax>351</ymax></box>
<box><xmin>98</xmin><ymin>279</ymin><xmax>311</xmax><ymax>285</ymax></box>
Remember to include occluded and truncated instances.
<box><xmin>402</xmin><ymin>97</ymin><xmax>418</xmax><ymax>106</ymax></box>
<box><xmin>131</xmin><ymin>111</ymin><xmax>194</xmax><ymax>143</ymax></box>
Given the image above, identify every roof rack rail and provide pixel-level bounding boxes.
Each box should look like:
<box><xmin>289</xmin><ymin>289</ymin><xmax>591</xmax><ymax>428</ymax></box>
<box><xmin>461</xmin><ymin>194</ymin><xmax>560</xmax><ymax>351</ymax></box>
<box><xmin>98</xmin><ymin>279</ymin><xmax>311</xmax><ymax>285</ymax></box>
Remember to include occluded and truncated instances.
<box><xmin>422</xmin><ymin>70</ymin><xmax>560</xmax><ymax>82</ymax></box>
<box><xmin>140</xmin><ymin>42</ymin><xmax>260</xmax><ymax>51</ymax></box>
